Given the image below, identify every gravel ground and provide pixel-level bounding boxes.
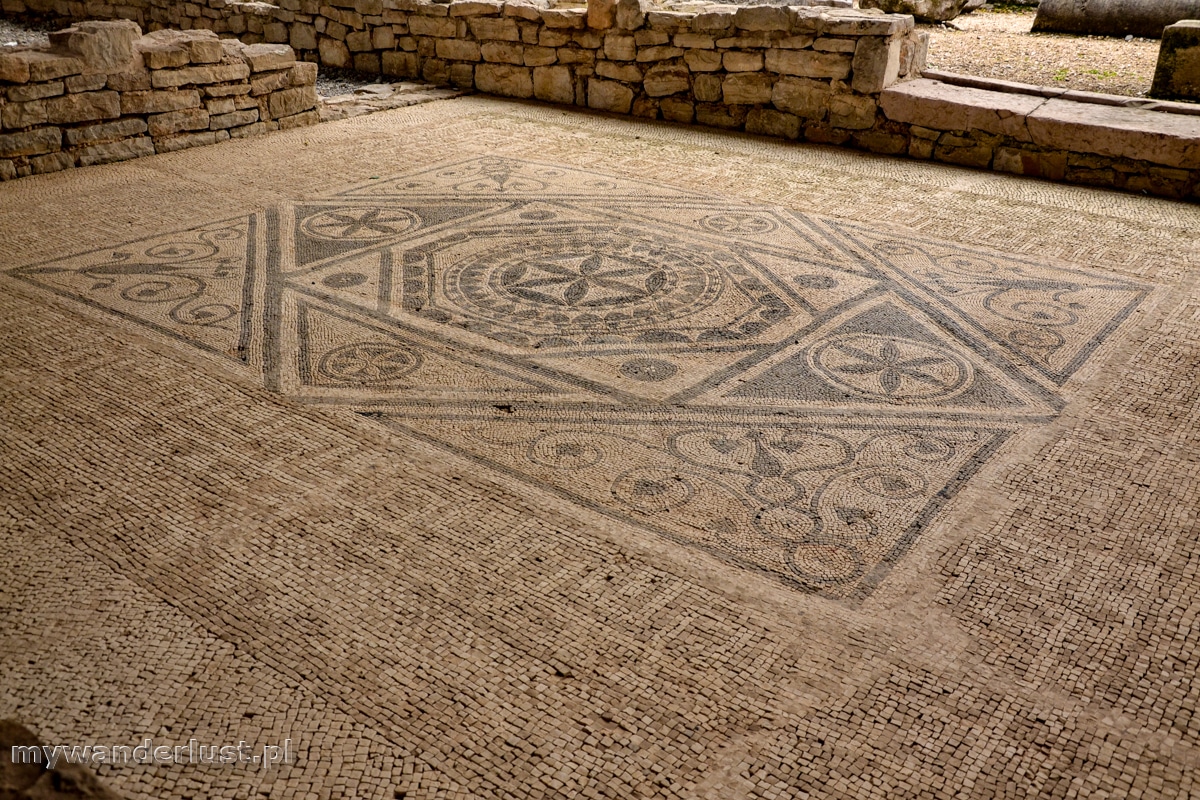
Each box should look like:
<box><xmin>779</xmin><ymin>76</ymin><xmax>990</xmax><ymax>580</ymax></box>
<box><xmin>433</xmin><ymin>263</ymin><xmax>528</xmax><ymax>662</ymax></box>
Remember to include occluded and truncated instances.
<box><xmin>922</xmin><ymin>5</ymin><xmax>1161</xmax><ymax>97</ymax></box>
<box><xmin>0</xmin><ymin>17</ymin><xmax>52</xmax><ymax>47</ymax></box>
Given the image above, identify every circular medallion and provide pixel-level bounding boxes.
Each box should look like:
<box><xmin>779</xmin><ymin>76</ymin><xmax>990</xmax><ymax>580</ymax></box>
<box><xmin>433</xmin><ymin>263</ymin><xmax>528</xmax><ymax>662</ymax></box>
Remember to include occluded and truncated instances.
<box><xmin>443</xmin><ymin>234</ymin><xmax>725</xmax><ymax>340</ymax></box>
<box><xmin>619</xmin><ymin>358</ymin><xmax>679</xmax><ymax>382</ymax></box>
<box><xmin>611</xmin><ymin>468</ymin><xmax>695</xmax><ymax>513</ymax></box>
<box><xmin>700</xmin><ymin>212</ymin><xmax>777</xmax><ymax>235</ymax></box>
<box><xmin>317</xmin><ymin>342</ymin><xmax>422</xmax><ymax>386</ymax></box>
<box><xmin>301</xmin><ymin>208</ymin><xmax>419</xmax><ymax>241</ymax></box>
<box><xmin>810</xmin><ymin>334</ymin><xmax>972</xmax><ymax>402</ymax></box>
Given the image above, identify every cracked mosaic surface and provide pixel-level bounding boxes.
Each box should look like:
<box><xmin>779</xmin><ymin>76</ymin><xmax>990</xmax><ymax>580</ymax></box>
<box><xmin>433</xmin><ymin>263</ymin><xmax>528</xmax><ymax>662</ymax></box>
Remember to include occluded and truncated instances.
<box><xmin>11</xmin><ymin>156</ymin><xmax>1150</xmax><ymax>600</ymax></box>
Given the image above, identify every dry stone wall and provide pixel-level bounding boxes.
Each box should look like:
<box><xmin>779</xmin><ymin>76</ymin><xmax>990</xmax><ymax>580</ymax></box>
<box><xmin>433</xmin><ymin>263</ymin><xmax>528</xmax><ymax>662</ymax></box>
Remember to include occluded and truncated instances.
<box><xmin>3</xmin><ymin>0</ymin><xmax>929</xmax><ymax>141</ymax></box>
<box><xmin>0</xmin><ymin>20</ymin><xmax>318</xmax><ymax>179</ymax></box>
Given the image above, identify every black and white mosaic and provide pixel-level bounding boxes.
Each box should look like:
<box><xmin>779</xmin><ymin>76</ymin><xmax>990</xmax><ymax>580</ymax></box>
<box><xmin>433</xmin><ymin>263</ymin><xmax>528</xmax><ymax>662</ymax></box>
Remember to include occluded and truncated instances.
<box><xmin>12</xmin><ymin>156</ymin><xmax>1151</xmax><ymax>600</ymax></box>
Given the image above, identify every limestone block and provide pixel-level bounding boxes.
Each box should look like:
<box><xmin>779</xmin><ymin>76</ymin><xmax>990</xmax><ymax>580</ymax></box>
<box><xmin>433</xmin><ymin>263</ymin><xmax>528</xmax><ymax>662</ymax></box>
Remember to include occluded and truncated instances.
<box><xmin>636</xmin><ymin>45</ymin><xmax>684</xmax><ymax>62</ymax></box>
<box><xmin>291</xmin><ymin>23</ymin><xmax>318</xmax><ymax>50</ymax></box>
<box><xmin>685</xmin><ymin>50</ymin><xmax>722</xmax><ymax>72</ymax></box>
<box><xmin>0</xmin><ymin>52</ymin><xmax>33</xmax><ymax>83</ymax></box>
<box><xmin>723</xmin><ymin>51</ymin><xmax>763</xmax><ymax>72</ymax></box>
<box><xmin>479</xmin><ymin>42</ymin><xmax>522</xmax><ymax>63</ymax></box>
<box><xmin>409</xmin><ymin>16</ymin><xmax>457</xmax><ymax>36</ymax></box>
<box><xmin>771</xmin><ymin>75</ymin><xmax>830</xmax><ymax>118</ymax></box>
<box><xmin>229</xmin><ymin>121</ymin><xmax>271</xmax><ymax>138</ymax></box>
<box><xmin>766</xmin><ymin>49</ymin><xmax>851</xmax><ymax>79</ymax></box>
<box><xmin>693</xmin><ymin>72</ymin><xmax>722</xmax><ymax>101</ymax></box>
<box><xmin>242</xmin><ymin>43</ymin><xmax>297</xmax><ymax>72</ymax></box>
<box><xmin>829</xmin><ymin>92</ymin><xmax>876</xmax><ymax>128</ymax></box>
<box><xmin>1151</xmin><ymin>20</ymin><xmax>1200</xmax><ymax>101</ymax></box>
<box><xmin>44</xmin><ymin>90</ymin><xmax>120</xmax><ymax>124</ymax></box>
<box><xmin>820</xmin><ymin>10</ymin><xmax>912</xmax><ymax>37</ymax></box>
<box><xmin>356</xmin><ymin>0</ymin><xmax>385</xmax><ymax>13</ymax></box>
<box><xmin>65</xmin><ymin>73</ymin><xmax>109</xmax><ymax>92</ymax></box>
<box><xmin>574</xmin><ymin>30</ymin><xmax>605</xmax><ymax>49</ymax></box>
<box><xmin>504</xmin><ymin>2</ymin><xmax>547</xmax><ymax>22</ymax></box>
<box><xmin>723</xmin><ymin>72</ymin><xmax>774</xmax><ymax>104</ymax></box>
<box><xmin>993</xmin><ymin>146</ymin><xmax>1067</xmax><ymax>180</ymax></box>
<box><xmin>0</xmin><ymin>127</ymin><xmax>61</xmax><ymax>157</ymax></box>
<box><xmin>267</xmin><ymin>84</ymin><xmax>318</xmax><ymax>118</ymax></box>
<box><xmin>438</xmin><ymin>39</ymin><xmax>483</xmax><ymax>61</ymax></box>
<box><xmin>696</xmin><ymin>102</ymin><xmax>745</xmax><ymax>128</ymax></box>
<box><xmin>143</xmin><ymin>28</ymin><xmax>224</xmax><ymax>65</ymax></box>
<box><xmin>533</xmin><ymin>64</ymin><xmax>574</xmax><ymax>102</ymax></box>
<box><xmin>588</xmin><ymin>0</ymin><xmax>617</xmax><ymax>30</ymax></box>
<box><xmin>251</xmin><ymin>70</ymin><xmax>293</xmax><ymax>95</ymax></box>
<box><xmin>423</xmin><ymin>56</ymin><xmax>450</xmax><ymax>84</ymax></box>
<box><xmin>524</xmin><ymin>46</ymin><xmax>557</xmax><ymax>66</ymax></box>
<box><xmin>64</xmin><ymin>117</ymin><xmax>148</xmax><ymax>146</ymax></box>
<box><xmin>674</xmin><ymin>33</ymin><xmax>714</xmax><ymax>49</ymax></box>
<box><xmin>934</xmin><ymin>133</ymin><xmax>993</xmax><ymax>167</ymax></box>
<box><xmin>106</xmin><ymin>68</ymin><xmax>152</xmax><ymax>92</ymax></box>
<box><xmin>597</xmin><ymin>60</ymin><xmax>643</xmax><ymax>82</ymax></box>
<box><xmin>50</xmin><ymin>19</ymin><xmax>141</xmax><ymax>71</ymax></box>
<box><xmin>22</xmin><ymin>52</ymin><xmax>87</xmax><ymax>82</ymax></box>
<box><xmin>691</xmin><ymin>10</ymin><xmax>734</xmax><ymax>33</ymax></box>
<box><xmin>540</xmin><ymin>30</ymin><xmax>573</xmax><ymax>47</ymax></box>
<box><xmin>814</xmin><ymin>36</ymin><xmax>856</xmax><ymax>52</ymax></box>
<box><xmin>734</xmin><ymin>6</ymin><xmax>790</xmax><ymax>31</ymax></box>
<box><xmin>1</xmin><ymin>99</ymin><xmax>47</xmax><ymax>129</ymax></box>
<box><xmin>355</xmin><ymin>52</ymin><xmax>383</xmax><ymax>73</ymax></box>
<box><xmin>541</xmin><ymin>9</ymin><xmax>586</xmax><ymax>29</ymax></box>
<box><xmin>346</xmin><ymin>30</ymin><xmax>373</xmax><ymax>52</ymax></box>
<box><xmin>635</xmin><ymin>29</ymin><xmax>669</xmax><ymax>46</ymax></box>
<box><xmin>851</xmin><ymin>35</ymin><xmax>901</xmax><ymax>93</ymax></box>
<box><xmin>746</xmin><ymin>107</ymin><xmax>800</xmax><ymax>137</ymax></box>
<box><xmin>278</xmin><ymin>108</ymin><xmax>320</xmax><ymax>129</ymax></box>
<box><xmin>206</xmin><ymin>97</ymin><xmax>237</xmax><ymax>114</ymax></box>
<box><xmin>898</xmin><ymin>30</ymin><xmax>928</xmax><ymax>75</ymax></box>
<box><xmin>120</xmin><ymin>89</ymin><xmax>202</xmax><ymax>114</ymax></box>
<box><xmin>1027</xmin><ymin>96</ymin><xmax>1200</xmax><ymax>169</ymax></box>
<box><xmin>648</xmin><ymin>11</ymin><xmax>690</xmax><ymax>30</ymax></box>
<box><xmin>644</xmin><ymin>64</ymin><xmax>689</xmax><ymax>96</ymax></box>
<box><xmin>615</xmin><ymin>0</ymin><xmax>649</xmax><ymax>30</ymax></box>
<box><xmin>139</xmin><ymin>44</ymin><xmax>190</xmax><ymax>70</ymax></box>
<box><xmin>148</xmin><ymin>107</ymin><xmax>210</xmax><ymax>136</ymax></box>
<box><xmin>587</xmin><ymin>77</ymin><xmax>633</xmax><ymax>111</ymax></box>
<box><xmin>318</xmin><ymin>37</ymin><xmax>353</xmax><ymax>67</ymax></box>
<box><xmin>77</xmin><ymin>135</ymin><xmax>154</xmax><ymax>165</ymax></box>
<box><xmin>265</xmin><ymin>22</ymin><xmax>290</xmax><ymax>43</ymax></box>
<box><xmin>660</xmin><ymin>96</ymin><xmax>693</xmax><ymax>121</ymax></box>
<box><xmin>604</xmin><ymin>34</ymin><xmax>637</xmax><ymax>60</ymax></box>
<box><xmin>151</xmin><ymin>63</ymin><xmax>252</xmax><ymax>88</ymax></box>
<box><xmin>210</xmin><ymin>108</ymin><xmax>260</xmax><ymax>128</ymax></box>
<box><xmin>878</xmin><ymin>79</ymin><xmax>1042</xmax><ymax>140</ymax></box>
<box><xmin>475</xmin><ymin>63</ymin><xmax>534</xmax><ymax>96</ymax></box>
<box><xmin>30</xmin><ymin>150</ymin><xmax>73</xmax><ymax>173</ymax></box>
<box><xmin>0</xmin><ymin>159</ymin><xmax>16</xmax><ymax>180</ymax></box>
<box><xmin>632</xmin><ymin>96</ymin><xmax>659</xmax><ymax>117</ymax></box>
<box><xmin>291</xmin><ymin>61</ymin><xmax>319</xmax><ymax>86</ymax></box>
<box><xmin>7</xmin><ymin>81</ymin><xmax>64</xmax><ymax>103</ymax></box>
<box><xmin>470</xmin><ymin>16</ymin><xmax>521</xmax><ymax>39</ymax></box>
<box><xmin>382</xmin><ymin>50</ymin><xmax>419</xmax><ymax>77</ymax></box>
<box><xmin>450</xmin><ymin>0</ymin><xmax>503</xmax><ymax>15</ymax></box>
<box><xmin>557</xmin><ymin>49</ymin><xmax>596</xmax><ymax>65</ymax></box>
<box><xmin>449</xmin><ymin>63</ymin><xmax>476</xmax><ymax>87</ymax></box>
<box><xmin>204</xmin><ymin>83</ymin><xmax>254</xmax><ymax>97</ymax></box>
<box><xmin>155</xmin><ymin>128</ymin><xmax>229</xmax><ymax>152</ymax></box>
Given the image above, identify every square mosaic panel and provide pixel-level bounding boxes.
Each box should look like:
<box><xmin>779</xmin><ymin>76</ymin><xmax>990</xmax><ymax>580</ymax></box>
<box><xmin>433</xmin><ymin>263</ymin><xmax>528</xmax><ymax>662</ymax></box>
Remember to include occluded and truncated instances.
<box><xmin>12</xmin><ymin>156</ymin><xmax>1151</xmax><ymax>601</ymax></box>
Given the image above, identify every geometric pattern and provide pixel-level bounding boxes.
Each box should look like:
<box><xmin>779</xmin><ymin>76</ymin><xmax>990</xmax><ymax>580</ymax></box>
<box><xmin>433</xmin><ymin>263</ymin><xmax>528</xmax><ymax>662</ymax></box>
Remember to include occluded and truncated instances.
<box><xmin>10</xmin><ymin>156</ymin><xmax>1151</xmax><ymax>602</ymax></box>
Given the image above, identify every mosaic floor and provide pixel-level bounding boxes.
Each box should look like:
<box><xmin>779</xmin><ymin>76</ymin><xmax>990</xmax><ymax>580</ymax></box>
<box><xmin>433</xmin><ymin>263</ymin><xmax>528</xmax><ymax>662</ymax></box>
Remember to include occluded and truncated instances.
<box><xmin>12</xmin><ymin>155</ymin><xmax>1148</xmax><ymax>601</ymax></box>
<box><xmin>2</xmin><ymin>98</ymin><xmax>1199</xmax><ymax>800</ymax></box>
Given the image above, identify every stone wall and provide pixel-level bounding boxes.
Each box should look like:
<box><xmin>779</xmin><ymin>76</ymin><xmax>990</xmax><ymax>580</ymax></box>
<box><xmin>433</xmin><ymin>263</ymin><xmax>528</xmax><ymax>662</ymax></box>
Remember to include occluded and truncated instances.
<box><xmin>3</xmin><ymin>0</ymin><xmax>929</xmax><ymax>140</ymax></box>
<box><xmin>875</xmin><ymin>73</ymin><xmax>1200</xmax><ymax>200</ymax></box>
<box><xmin>0</xmin><ymin>20</ymin><xmax>318</xmax><ymax>179</ymax></box>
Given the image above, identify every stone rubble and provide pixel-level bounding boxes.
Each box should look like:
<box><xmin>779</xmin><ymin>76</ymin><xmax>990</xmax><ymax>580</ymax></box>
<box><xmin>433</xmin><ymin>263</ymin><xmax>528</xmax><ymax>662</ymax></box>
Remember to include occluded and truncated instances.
<box><xmin>0</xmin><ymin>21</ymin><xmax>318</xmax><ymax>180</ymax></box>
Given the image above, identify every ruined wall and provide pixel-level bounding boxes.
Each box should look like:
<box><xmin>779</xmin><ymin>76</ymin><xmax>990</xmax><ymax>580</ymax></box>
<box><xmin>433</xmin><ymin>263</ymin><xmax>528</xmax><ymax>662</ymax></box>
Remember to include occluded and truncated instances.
<box><xmin>0</xmin><ymin>20</ymin><xmax>318</xmax><ymax>179</ymax></box>
<box><xmin>3</xmin><ymin>0</ymin><xmax>929</xmax><ymax>141</ymax></box>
